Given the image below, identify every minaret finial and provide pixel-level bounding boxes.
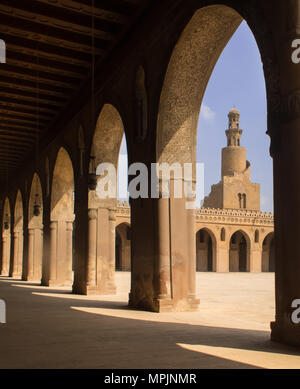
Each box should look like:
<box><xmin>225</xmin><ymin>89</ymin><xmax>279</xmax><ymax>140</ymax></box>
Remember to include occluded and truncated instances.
<box><xmin>226</xmin><ymin>108</ymin><xmax>242</xmax><ymax>146</ymax></box>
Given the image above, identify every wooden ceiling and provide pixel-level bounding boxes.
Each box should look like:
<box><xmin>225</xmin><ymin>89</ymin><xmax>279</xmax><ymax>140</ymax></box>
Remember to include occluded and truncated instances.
<box><xmin>0</xmin><ymin>0</ymin><xmax>150</xmax><ymax>181</ymax></box>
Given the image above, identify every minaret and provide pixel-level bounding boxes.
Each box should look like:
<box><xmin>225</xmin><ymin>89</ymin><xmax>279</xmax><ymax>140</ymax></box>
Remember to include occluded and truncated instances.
<box><xmin>221</xmin><ymin>108</ymin><xmax>247</xmax><ymax>177</ymax></box>
<box><xmin>203</xmin><ymin>108</ymin><xmax>260</xmax><ymax>211</ymax></box>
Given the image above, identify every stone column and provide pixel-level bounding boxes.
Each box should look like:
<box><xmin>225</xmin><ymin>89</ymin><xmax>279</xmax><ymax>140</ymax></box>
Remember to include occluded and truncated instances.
<box><xmin>87</xmin><ymin>208</ymin><xmax>97</xmax><ymax>290</ymax></box>
<box><xmin>11</xmin><ymin>230</ymin><xmax>21</xmax><ymax>278</ymax></box>
<box><xmin>25</xmin><ymin>227</ymin><xmax>43</xmax><ymax>282</ymax></box>
<box><xmin>251</xmin><ymin>245</ymin><xmax>262</xmax><ymax>273</ymax></box>
<box><xmin>26</xmin><ymin>228</ymin><xmax>35</xmax><ymax>280</ymax></box>
<box><xmin>156</xmin><ymin>197</ymin><xmax>171</xmax><ymax>300</ymax></box>
<box><xmin>270</xmin><ymin>119</ymin><xmax>300</xmax><ymax>345</ymax></box>
<box><xmin>216</xmin><ymin>241</ymin><xmax>229</xmax><ymax>272</ymax></box>
<box><xmin>48</xmin><ymin>221</ymin><xmax>57</xmax><ymax>285</ymax></box>
<box><xmin>269</xmin><ymin>4</ymin><xmax>300</xmax><ymax>345</ymax></box>
<box><xmin>84</xmin><ymin>206</ymin><xmax>116</xmax><ymax>295</ymax></box>
<box><xmin>66</xmin><ymin>221</ymin><xmax>73</xmax><ymax>284</ymax></box>
<box><xmin>108</xmin><ymin>208</ymin><xmax>117</xmax><ymax>292</ymax></box>
<box><xmin>44</xmin><ymin>219</ymin><xmax>73</xmax><ymax>287</ymax></box>
<box><xmin>129</xmin><ymin>175</ymin><xmax>199</xmax><ymax>312</ymax></box>
<box><xmin>1</xmin><ymin>235</ymin><xmax>8</xmax><ymax>275</ymax></box>
<box><xmin>38</xmin><ymin>228</ymin><xmax>43</xmax><ymax>280</ymax></box>
<box><xmin>186</xmin><ymin>199</ymin><xmax>196</xmax><ymax>299</ymax></box>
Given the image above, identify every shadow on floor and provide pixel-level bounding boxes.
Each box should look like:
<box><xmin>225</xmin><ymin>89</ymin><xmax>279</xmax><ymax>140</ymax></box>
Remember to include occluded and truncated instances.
<box><xmin>0</xmin><ymin>277</ymin><xmax>299</xmax><ymax>369</ymax></box>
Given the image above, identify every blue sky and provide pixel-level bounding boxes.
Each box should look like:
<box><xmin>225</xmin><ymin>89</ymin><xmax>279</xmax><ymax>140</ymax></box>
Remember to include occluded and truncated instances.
<box><xmin>119</xmin><ymin>21</ymin><xmax>273</xmax><ymax>212</ymax></box>
<box><xmin>197</xmin><ymin>21</ymin><xmax>272</xmax><ymax>212</ymax></box>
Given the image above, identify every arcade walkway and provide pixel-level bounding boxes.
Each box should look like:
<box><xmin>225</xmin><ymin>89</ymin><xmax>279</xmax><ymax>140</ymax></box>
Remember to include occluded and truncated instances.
<box><xmin>0</xmin><ymin>273</ymin><xmax>299</xmax><ymax>369</ymax></box>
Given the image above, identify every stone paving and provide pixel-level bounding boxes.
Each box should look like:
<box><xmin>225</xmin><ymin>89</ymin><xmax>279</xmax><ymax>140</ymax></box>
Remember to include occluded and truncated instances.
<box><xmin>0</xmin><ymin>272</ymin><xmax>299</xmax><ymax>369</ymax></box>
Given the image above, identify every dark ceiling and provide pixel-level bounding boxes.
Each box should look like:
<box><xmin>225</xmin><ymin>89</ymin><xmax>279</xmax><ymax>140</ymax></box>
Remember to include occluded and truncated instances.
<box><xmin>0</xmin><ymin>0</ymin><xmax>150</xmax><ymax>181</ymax></box>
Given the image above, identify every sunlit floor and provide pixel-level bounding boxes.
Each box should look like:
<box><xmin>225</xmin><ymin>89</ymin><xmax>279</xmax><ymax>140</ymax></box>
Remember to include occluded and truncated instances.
<box><xmin>0</xmin><ymin>272</ymin><xmax>300</xmax><ymax>369</ymax></box>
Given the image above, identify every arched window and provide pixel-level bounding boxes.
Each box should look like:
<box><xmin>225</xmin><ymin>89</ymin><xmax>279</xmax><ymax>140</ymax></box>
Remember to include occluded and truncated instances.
<box><xmin>255</xmin><ymin>229</ymin><xmax>259</xmax><ymax>243</ymax></box>
<box><xmin>238</xmin><ymin>193</ymin><xmax>242</xmax><ymax>208</ymax></box>
<box><xmin>221</xmin><ymin>227</ymin><xmax>226</xmax><ymax>241</ymax></box>
<box><xmin>243</xmin><ymin>193</ymin><xmax>247</xmax><ymax>209</ymax></box>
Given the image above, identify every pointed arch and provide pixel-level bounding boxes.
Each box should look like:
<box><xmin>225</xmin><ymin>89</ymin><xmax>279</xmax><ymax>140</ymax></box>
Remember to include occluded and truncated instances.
<box><xmin>229</xmin><ymin>229</ymin><xmax>251</xmax><ymax>272</ymax></box>
<box><xmin>11</xmin><ymin>190</ymin><xmax>24</xmax><ymax>278</ymax></box>
<box><xmin>92</xmin><ymin>104</ymin><xmax>125</xmax><ymax>170</ymax></box>
<box><xmin>44</xmin><ymin>147</ymin><xmax>74</xmax><ymax>286</ymax></box>
<box><xmin>156</xmin><ymin>6</ymin><xmax>243</xmax><ymax>166</ymax></box>
<box><xmin>115</xmin><ymin>222</ymin><xmax>131</xmax><ymax>271</ymax></box>
<box><xmin>85</xmin><ymin>104</ymin><xmax>127</xmax><ymax>295</ymax></box>
<box><xmin>262</xmin><ymin>232</ymin><xmax>275</xmax><ymax>272</ymax></box>
<box><xmin>196</xmin><ymin>227</ymin><xmax>217</xmax><ymax>272</ymax></box>
<box><xmin>25</xmin><ymin>173</ymin><xmax>43</xmax><ymax>281</ymax></box>
<box><xmin>90</xmin><ymin>104</ymin><xmax>126</xmax><ymax>206</ymax></box>
<box><xmin>51</xmin><ymin>147</ymin><xmax>74</xmax><ymax>222</ymax></box>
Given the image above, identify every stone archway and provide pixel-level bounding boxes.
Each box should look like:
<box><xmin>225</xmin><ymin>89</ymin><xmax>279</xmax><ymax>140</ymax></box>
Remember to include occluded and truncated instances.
<box><xmin>86</xmin><ymin>104</ymin><xmax>126</xmax><ymax>295</ymax></box>
<box><xmin>43</xmin><ymin>148</ymin><xmax>74</xmax><ymax>287</ymax></box>
<box><xmin>229</xmin><ymin>230</ymin><xmax>251</xmax><ymax>272</ymax></box>
<box><xmin>11</xmin><ymin>190</ymin><xmax>24</xmax><ymax>278</ymax></box>
<box><xmin>129</xmin><ymin>4</ymin><xmax>275</xmax><ymax>312</ymax></box>
<box><xmin>115</xmin><ymin>223</ymin><xmax>131</xmax><ymax>271</ymax></box>
<box><xmin>262</xmin><ymin>232</ymin><xmax>275</xmax><ymax>272</ymax></box>
<box><xmin>1</xmin><ymin>197</ymin><xmax>11</xmax><ymax>276</ymax></box>
<box><xmin>24</xmin><ymin>173</ymin><xmax>43</xmax><ymax>281</ymax></box>
<box><xmin>196</xmin><ymin>228</ymin><xmax>216</xmax><ymax>272</ymax></box>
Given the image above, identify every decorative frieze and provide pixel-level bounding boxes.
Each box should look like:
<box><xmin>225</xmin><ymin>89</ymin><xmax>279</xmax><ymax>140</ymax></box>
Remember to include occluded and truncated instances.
<box><xmin>196</xmin><ymin>207</ymin><xmax>274</xmax><ymax>227</ymax></box>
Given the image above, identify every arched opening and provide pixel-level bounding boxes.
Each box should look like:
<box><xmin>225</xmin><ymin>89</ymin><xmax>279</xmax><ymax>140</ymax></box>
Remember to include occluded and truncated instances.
<box><xmin>132</xmin><ymin>3</ymin><xmax>273</xmax><ymax>312</ymax></box>
<box><xmin>25</xmin><ymin>173</ymin><xmax>43</xmax><ymax>281</ymax></box>
<box><xmin>115</xmin><ymin>223</ymin><xmax>131</xmax><ymax>271</ymax></box>
<box><xmin>1</xmin><ymin>197</ymin><xmax>11</xmax><ymax>276</ymax></box>
<box><xmin>262</xmin><ymin>232</ymin><xmax>275</xmax><ymax>272</ymax></box>
<box><xmin>221</xmin><ymin>228</ymin><xmax>226</xmax><ymax>242</ymax></box>
<box><xmin>115</xmin><ymin>231</ymin><xmax>122</xmax><ymax>271</ymax></box>
<box><xmin>196</xmin><ymin>228</ymin><xmax>216</xmax><ymax>272</ymax></box>
<box><xmin>47</xmin><ymin>147</ymin><xmax>74</xmax><ymax>286</ymax></box>
<box><xmin>11</xmin><ymin>190</ymin><xmax>24</xmax><ymax>278</ymax></box>
<box><xmin>87</xmin><ymin>103</ymin><xmax>128</xmax><ymax>294</ymax></box>
<box><xmin>229</xmin><ymin>230</ymin><xmax>250</xmax><ymax>272</ymax></box>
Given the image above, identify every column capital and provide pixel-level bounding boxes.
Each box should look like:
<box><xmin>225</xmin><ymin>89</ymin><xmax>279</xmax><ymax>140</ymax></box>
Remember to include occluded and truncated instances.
<box><xmin>66</xmin><ymin>221</ymin><xmax>73</xmax><ymax>231</ymax></box>
<box><xmin>50</xmin><ymin>221</ymin><xmax>58</xmax><ymax>229</ymax></box>
<box><xmin>88</xmin><ymin>208</ymin><xmax>97</xmax><ymax>220</ymax></box>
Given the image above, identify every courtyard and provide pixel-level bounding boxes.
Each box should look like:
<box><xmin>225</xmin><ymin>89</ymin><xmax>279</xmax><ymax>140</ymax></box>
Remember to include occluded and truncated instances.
<box><xmin>0</xmin><ymin>272</ymin><xmax>299</xmax><ymax>369</ymax></box>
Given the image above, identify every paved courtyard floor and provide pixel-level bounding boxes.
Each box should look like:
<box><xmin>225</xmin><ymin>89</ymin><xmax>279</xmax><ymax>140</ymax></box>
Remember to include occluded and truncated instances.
<box><xmin>0</xmin><ymin>272</ymin><xmax>300</xmax><ymax>369</ymax></box>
